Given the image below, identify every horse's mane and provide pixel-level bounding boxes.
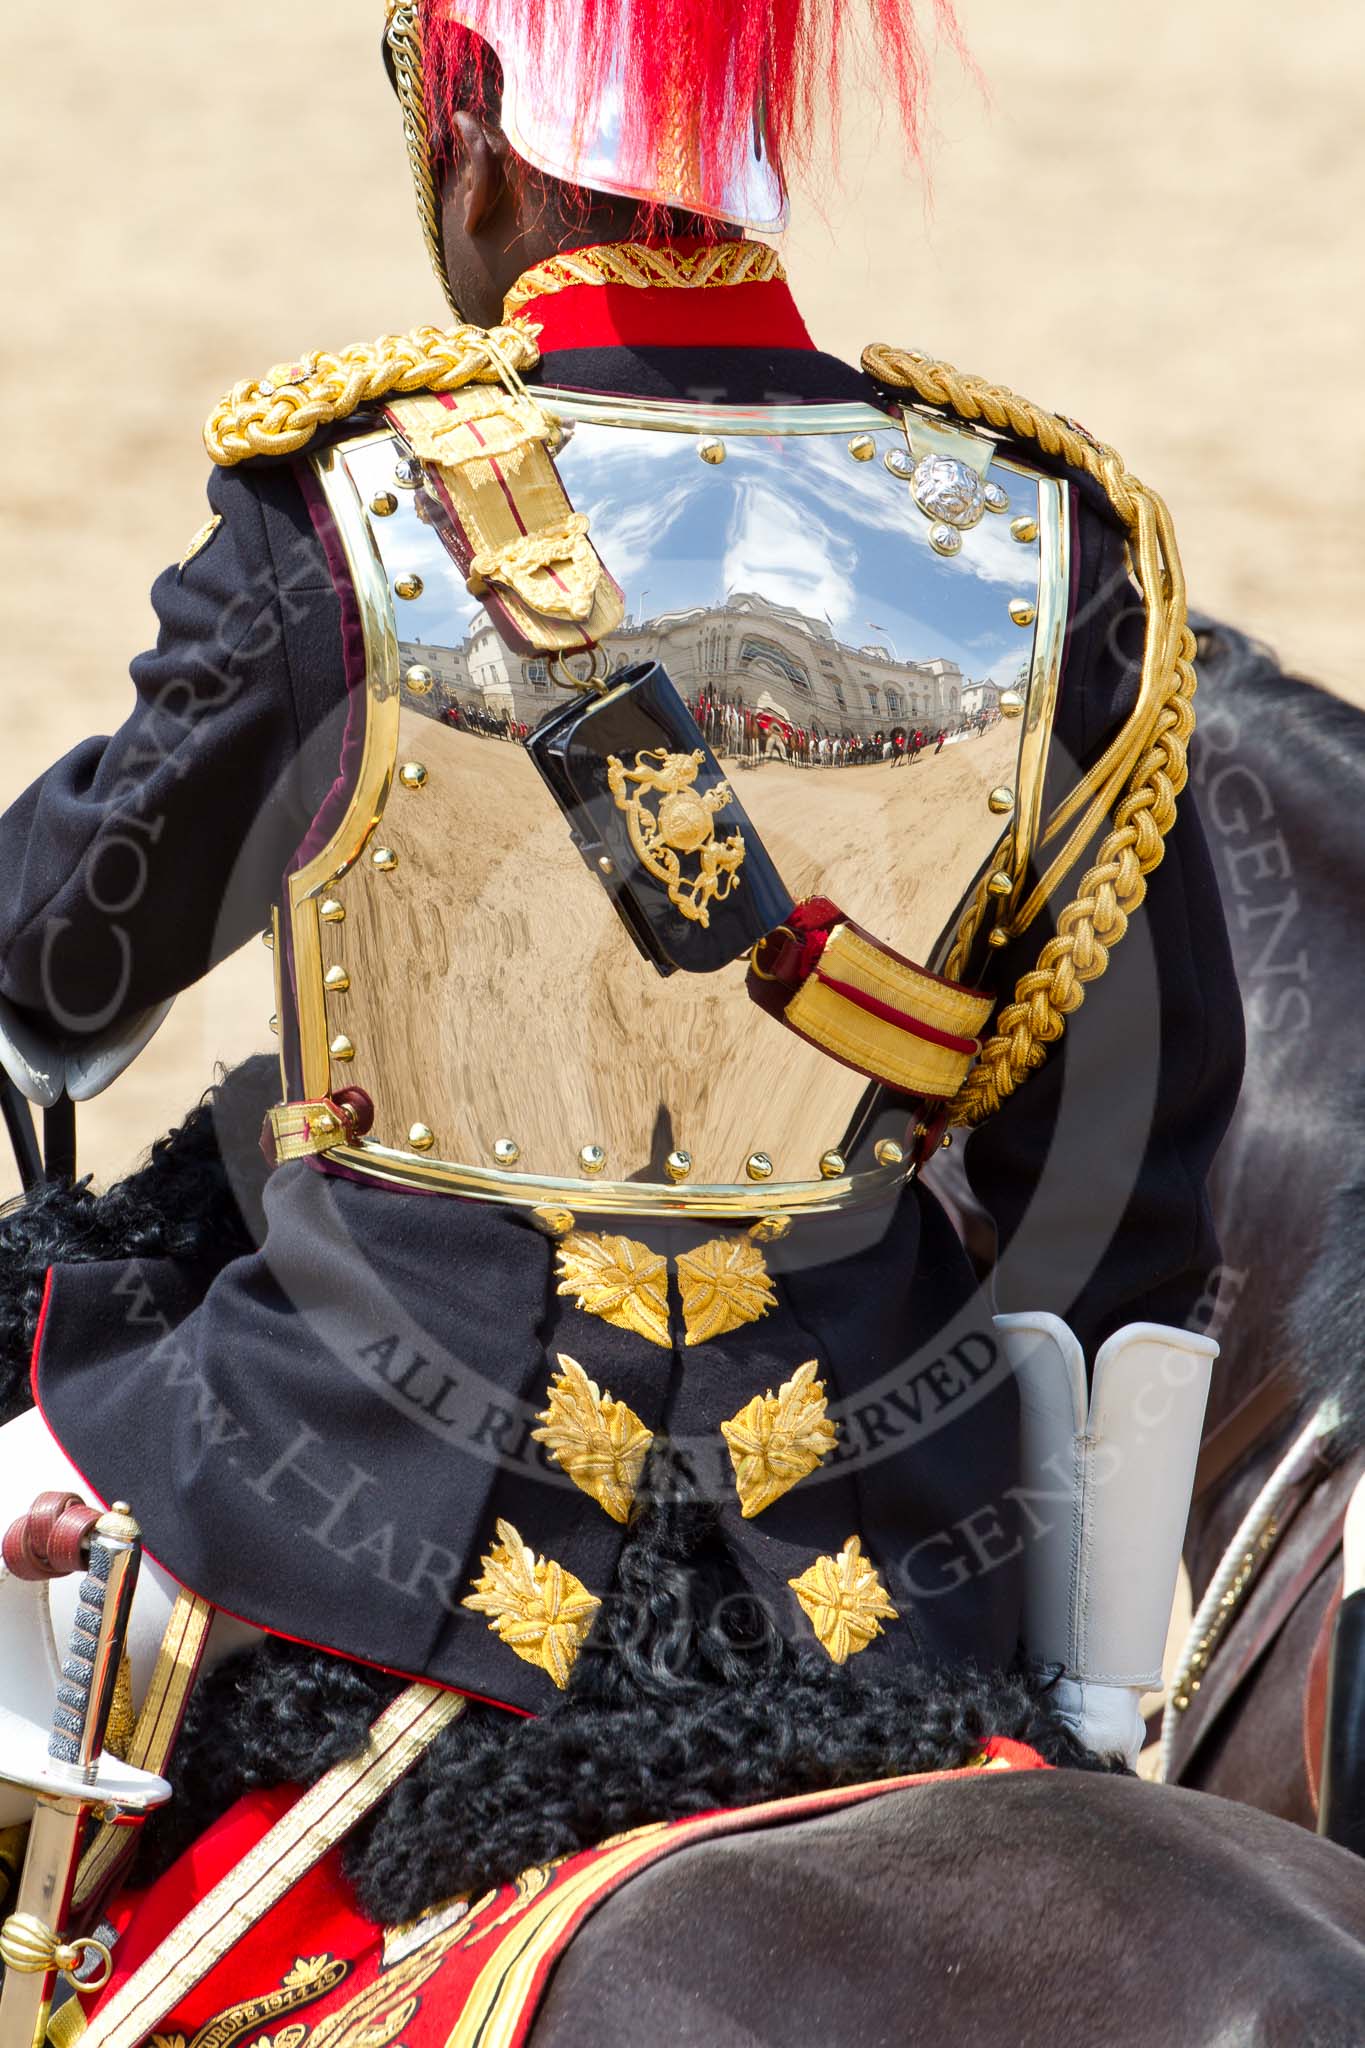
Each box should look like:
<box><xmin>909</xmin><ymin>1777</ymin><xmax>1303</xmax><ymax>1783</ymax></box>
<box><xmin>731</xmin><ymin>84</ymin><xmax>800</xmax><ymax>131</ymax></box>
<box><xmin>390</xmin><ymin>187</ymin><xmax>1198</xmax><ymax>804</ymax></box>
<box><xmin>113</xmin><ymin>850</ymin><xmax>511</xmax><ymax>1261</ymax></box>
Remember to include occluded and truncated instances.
<box><xmin>1288</xmin><ymin>1096</ymin><xmax>1365</xmax><ymax>1459</ymax></box>
<box><xmin>1194</xmin><ymin>616</ymin><xmax>1365</xmax><ymax>821</ymax></box>
<box><xmin>1187</xmin><ymin>618</ymin><xmax>1364</xmax><ymax>1461</ymax></box>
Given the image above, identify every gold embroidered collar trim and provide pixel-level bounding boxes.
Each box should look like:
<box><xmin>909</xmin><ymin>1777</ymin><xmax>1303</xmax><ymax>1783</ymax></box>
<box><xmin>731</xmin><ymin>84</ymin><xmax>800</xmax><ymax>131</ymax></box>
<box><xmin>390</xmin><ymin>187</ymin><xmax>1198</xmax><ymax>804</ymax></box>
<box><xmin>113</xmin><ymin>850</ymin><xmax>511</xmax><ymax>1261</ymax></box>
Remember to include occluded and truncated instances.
<box><xmin>502</xmin><ymin>238</ymin><xmax>786</xmax><ymax>321</ymax></box>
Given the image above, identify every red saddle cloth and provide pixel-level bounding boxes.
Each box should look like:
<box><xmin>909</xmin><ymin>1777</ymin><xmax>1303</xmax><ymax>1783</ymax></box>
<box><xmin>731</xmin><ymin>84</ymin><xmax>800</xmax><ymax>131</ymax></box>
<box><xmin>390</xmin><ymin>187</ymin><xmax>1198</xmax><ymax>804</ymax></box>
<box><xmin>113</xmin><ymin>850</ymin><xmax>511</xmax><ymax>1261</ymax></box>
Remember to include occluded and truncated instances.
<box><xmin>80</xmin><ymin>1739</ymin><xmax>1047</xmax><ymax>2048</ymax></box>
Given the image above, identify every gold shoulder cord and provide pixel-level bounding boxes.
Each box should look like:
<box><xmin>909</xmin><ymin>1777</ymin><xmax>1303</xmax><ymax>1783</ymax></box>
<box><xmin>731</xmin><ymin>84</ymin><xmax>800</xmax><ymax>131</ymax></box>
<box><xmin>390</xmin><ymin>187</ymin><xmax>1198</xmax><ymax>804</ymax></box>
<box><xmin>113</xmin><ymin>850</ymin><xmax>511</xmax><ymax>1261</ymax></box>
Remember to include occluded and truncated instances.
<box><xmin>203</xmin><ymin>323</ymin><xmax>542</xmax><ymax>468</ymax></box>
<box><xmin>862</xmin><ymin>345</ymin><xmax>1197</xmax><ymax>1127</ymax></box>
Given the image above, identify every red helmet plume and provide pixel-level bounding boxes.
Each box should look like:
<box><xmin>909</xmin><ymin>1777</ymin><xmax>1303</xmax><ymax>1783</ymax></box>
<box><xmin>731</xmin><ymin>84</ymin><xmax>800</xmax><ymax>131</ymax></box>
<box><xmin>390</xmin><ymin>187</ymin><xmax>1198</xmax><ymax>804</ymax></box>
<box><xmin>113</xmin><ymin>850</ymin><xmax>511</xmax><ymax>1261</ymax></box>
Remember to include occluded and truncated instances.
<box><xmin>421</xmin><ymin>0</ymin><xmax>963</xmax><ymax>229</ymax></box>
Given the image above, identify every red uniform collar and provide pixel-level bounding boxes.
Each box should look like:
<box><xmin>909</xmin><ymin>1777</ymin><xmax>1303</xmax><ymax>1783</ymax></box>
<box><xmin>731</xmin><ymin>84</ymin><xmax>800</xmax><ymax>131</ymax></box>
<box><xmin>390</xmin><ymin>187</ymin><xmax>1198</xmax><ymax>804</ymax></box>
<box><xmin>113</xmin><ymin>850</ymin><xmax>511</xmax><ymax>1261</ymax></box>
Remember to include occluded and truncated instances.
<box><xmin>502</xmin><ymin>237</ymin><xmax>815</xmax><ymax>357</ymax></box>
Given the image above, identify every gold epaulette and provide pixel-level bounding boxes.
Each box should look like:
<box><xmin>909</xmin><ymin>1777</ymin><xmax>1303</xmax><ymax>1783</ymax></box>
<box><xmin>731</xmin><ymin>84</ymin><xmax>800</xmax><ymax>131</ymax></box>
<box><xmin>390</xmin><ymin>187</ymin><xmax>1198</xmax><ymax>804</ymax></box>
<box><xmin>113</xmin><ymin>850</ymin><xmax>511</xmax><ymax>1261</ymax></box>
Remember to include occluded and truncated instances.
<box><xmin>203</xmin><ymin>319</ymin><xmax>542</xmax><ymax>467</ymax></box>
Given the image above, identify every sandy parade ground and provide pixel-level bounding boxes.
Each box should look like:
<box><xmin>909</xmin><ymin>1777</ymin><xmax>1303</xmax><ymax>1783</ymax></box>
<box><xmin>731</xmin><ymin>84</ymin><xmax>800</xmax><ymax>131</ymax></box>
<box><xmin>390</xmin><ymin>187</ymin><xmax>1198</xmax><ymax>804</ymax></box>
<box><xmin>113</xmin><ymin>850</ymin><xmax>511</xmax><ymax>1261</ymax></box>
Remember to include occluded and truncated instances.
<box><xmin>2</xmin><ymin>0</ymin><xmax>1361</xmax><ymax>1195</ymax></box>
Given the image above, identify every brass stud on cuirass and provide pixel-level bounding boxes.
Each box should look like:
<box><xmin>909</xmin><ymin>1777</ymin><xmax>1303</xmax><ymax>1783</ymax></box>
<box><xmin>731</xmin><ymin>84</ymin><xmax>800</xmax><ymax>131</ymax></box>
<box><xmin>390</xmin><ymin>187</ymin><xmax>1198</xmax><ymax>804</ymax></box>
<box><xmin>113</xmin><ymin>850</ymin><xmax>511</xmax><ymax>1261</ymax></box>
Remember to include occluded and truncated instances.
<box><xmin>531</xmin><ymin>1206</ymin><xmax>577</xmax><ymax>1238</ymax></box>
<box><xmin>848</xmin><ymin>434</ymin><xmax>876</xmax><ymax>462</ymax></box>
<box><xmin>370</xmin><ymin>491</ymin><xmax>399</xmax><ymax>518</ymax></box>
<box><xmin>408</xmin><ymin>1123</ymin><xmax>436</xmax><ymax>1152</ymax></box>
<box><xmin>998</xmin><ymin>689</ymin><xmax>1025</xmax><ymax>718</ymax></box>
<box><xmin>818</xmin><ymin>1150</ymin><xmax>846</xmax><ymax>1180</ymax></box>
<box><xmin>665</xmin><ymin>1151</ymin><xmax>692</xmax><ymax>1184</ymax></box>
<box><xmin>394</xmin><ymin>572</ymin><xmax>424</xmax><ymax>602</ymax></box>
<box><xmin>261</xmin><ymin>927</ymin><xmax>274</xmax><ymax>949</ymax></box>
<box><xmin>404</xmin><ymin>665</ymin><xmax>434</xmax><ymax>697</ymax></box>
<box><xmin>371</xmin><ymin>846</ymin><xmax>399</xmax><ymax>871</ymax></box>
<box><xmin>745</xmin><ymin>1152</ymin><xmax>774</xmax><ymax>1183</ymax></box>
<box><xmin>398</xmin><ymin>761</ymin><xmax>428</xmax><ymax>791</ymax></box>
<box><xmin>319</xmin><ymin>898</ymin><xmax>346</xmax><ymax>922</ymax></box>
<box><xmin>267</xmin><ymin>1013</ymin><xmax>279</xmax><ymax>1035</ymax></box>
<box><xmin>698</xmin><ymin>438</ymin><xmax>727</xmax><ymax>465</ymax></box>
<box><xmin>1008</xmin><ymin>597</ymin><xmax>1036</xmax><ymax>628</ymax></box>
<box><xmin>1010</xmin><ymin>515</ymin><xmax>1039</xmax><ymax>545</ymax></box>
<box><xmin>579</xmin><ymin>1144</ymin><xmax>607</xmax><ymax>1176</ymax></box>
<box><xmin>987</xmin><ymin>787</ymin><xmax>1016</xmax><ymax>816</ymax></box>
<box><xmin>874</xmin><ymin>1139</ymin><xmax>904</xmax><ymax>1167</ymax></box>
<box><xmin>323</xmin><ymin>965</ymin><xmax>350</xmax><ymax>993</ymax></box>
<box><xmin>330</xmin><ymin>1034</ymin><xmax>355</xmax><ymax>1062</ymax></box>
<box><xmin>493</xmin><ymin>1137</ymin><xmax>521</xmax><ymax>1167</ymax></box>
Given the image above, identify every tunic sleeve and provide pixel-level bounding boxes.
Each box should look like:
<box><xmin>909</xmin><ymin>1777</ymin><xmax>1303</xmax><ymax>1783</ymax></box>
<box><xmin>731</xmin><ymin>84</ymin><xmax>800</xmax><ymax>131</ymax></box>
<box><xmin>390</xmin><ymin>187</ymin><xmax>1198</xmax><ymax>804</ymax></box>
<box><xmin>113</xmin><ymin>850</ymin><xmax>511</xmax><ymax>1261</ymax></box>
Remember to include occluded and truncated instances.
<box><xmin>963</xmin><ymin>490</ymin><xmax>1246</xmax><ymax>1360</ymax></box>
<box><xmin>0</xmin><ymin>462</ymin><xmax>341</xmax><ymax>1035</ymax></box>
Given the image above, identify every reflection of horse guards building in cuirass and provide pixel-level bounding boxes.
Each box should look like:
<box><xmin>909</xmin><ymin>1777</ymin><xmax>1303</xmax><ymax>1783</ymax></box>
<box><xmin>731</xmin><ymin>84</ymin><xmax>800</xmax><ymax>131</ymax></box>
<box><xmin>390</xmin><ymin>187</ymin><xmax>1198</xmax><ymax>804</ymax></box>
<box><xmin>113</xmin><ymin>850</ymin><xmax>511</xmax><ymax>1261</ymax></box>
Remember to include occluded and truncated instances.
<box><xmin>607</xmin><ymin>594</ymin><xmax>963</xmax><ymax>738</ymax></box>
<box><xmin>405</xmin><ymin>596</ymin><xmax>967</xmax><ymax>741</ymax></box>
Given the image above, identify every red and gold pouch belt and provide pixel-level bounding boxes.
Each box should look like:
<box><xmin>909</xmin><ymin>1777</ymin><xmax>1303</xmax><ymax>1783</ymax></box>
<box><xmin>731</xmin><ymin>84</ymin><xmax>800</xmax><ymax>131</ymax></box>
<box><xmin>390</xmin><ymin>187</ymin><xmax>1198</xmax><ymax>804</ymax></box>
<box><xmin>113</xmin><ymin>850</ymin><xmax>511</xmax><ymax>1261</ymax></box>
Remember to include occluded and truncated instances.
<box><xmin>748</xmin><ymin>897</ymin><xmax>993</xmax><ymax>1100</ymax></box>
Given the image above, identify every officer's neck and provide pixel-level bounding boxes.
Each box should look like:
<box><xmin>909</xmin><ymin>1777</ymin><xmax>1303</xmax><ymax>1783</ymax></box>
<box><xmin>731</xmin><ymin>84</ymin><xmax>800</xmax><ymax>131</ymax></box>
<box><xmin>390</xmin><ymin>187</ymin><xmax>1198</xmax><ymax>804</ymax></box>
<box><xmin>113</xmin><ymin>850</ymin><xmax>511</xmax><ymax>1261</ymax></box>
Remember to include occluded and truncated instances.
<box><xmin>445</xmin><ymin>193</ymin><xmax>742</xmax><ymax>328</ymax></box>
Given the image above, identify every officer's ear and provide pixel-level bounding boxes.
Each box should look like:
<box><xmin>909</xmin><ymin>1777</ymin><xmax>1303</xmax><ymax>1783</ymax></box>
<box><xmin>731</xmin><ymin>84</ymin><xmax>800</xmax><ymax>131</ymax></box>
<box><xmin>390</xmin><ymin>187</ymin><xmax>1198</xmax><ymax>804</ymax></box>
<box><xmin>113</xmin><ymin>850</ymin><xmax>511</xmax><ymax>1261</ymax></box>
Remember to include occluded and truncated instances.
<box><xmin>450</xmin><ymin>108</ymin><xmax>508</xmax><ymax>235</ymax></box>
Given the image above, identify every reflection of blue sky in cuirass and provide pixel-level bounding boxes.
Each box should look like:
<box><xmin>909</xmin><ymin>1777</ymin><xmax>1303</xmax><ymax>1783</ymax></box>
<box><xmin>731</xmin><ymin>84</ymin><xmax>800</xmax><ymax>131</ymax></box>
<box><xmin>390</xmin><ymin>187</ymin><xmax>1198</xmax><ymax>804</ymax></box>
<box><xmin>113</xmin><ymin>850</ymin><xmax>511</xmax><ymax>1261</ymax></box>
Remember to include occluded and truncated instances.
<box><xmin>371</xmin><ymin>413</ymin><xmax>1041</xmax><ymax>699</ymax></box>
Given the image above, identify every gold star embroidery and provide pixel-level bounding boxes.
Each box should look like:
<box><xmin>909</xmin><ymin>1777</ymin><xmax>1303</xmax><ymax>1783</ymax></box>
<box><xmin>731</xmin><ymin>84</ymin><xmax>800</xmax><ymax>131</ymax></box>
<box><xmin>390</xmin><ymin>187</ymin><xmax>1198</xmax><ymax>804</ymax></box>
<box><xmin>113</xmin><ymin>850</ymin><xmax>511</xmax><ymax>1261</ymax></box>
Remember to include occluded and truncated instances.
<box><xmin>532</xmin><ymin>1353</ymin><xmax>653</xmax><ymax>1523</ymax></box>
<box><xmin>555</xmin><ymin>1232</ymin><xmax>671</xmax><ymax>1349</ymax></box>
<box><xmin>789</xmin><ymin>1536</ymin><xmax>899</xmax><ymax>1664</ymax></box>
<box><xmin>721</xmin><ymin>1361</ymin><xmax>839</xmax><ymax>1518</ymax></box>
<box><xmin>675</xmin><ymin>1236</ymin><xmax>777</xmax><ymax>1348</ymax></box>
<box><xmin>463</xmin><ymin>1519</ymin><xmax>601</xmax><ymax>1688</ymax></box>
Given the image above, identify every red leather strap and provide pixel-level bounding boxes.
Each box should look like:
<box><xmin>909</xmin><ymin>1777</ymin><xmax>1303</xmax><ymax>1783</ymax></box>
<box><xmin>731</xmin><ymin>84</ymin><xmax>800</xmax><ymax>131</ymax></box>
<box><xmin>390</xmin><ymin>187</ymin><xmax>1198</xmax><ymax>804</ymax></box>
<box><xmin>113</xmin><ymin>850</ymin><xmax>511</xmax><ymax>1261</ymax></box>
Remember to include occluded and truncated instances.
<box><xmin>1193</xmin><ymin>1369</ymin><xmax>1298</xmax><ymax>1502</ymax></box>
<box><xmin>748</xmin><ymin>897</ymin><xmax>989</xmax><ymax>1100</ymax></box>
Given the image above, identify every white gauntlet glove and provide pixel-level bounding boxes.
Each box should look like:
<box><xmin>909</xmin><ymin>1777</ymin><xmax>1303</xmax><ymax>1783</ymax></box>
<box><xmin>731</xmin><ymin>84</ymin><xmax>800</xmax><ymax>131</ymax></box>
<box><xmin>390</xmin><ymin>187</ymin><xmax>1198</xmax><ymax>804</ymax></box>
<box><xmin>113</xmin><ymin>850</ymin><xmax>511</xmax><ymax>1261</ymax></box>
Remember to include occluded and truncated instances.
<box><xmin>996</xmin><ymin>1313</ymin><xmax>1216</xmax><ymax>1769</ymax></box>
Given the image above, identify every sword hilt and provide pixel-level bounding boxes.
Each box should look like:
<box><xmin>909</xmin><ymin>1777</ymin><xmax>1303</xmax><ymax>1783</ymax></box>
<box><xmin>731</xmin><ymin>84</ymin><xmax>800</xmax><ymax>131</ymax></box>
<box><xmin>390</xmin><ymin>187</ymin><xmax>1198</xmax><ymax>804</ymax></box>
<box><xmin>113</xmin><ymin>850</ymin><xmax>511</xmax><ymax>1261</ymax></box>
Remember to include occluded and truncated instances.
<box><xmin>0</xmin><ymin>1502</ymin><xmax>144</xmax><ymax>2048</ymax></box>
<box><xmin>48</xmin><ymin>1503</ymin><xmax>141</xmax><ymax>1781</ymax></box>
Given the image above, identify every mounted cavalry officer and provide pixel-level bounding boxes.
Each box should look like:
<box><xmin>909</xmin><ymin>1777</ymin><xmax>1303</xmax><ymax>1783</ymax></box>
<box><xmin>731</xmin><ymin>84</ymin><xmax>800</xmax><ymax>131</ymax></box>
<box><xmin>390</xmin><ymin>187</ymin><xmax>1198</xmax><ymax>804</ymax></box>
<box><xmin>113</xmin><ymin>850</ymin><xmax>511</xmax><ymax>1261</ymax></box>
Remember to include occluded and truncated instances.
<box><xmin>0</xmin><ymin>0</ymin><xmax>1244</xmax><ymax>2039</ymax></box>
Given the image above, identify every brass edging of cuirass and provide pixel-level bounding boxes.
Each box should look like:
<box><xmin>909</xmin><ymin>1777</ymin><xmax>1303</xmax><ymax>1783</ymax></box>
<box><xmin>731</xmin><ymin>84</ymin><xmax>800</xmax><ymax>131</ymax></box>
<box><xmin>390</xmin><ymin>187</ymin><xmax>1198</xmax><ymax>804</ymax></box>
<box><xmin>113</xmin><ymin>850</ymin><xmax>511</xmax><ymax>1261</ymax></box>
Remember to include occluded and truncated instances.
<box><xmin>1000</xmin><ymin>472</ymin><xmax>1070</xmax><ymax>919</ymax></box>
<box><xmin>522</xmin><ymin>393</ymin><xmax>900</xmax><ymax>439</ymax></box>
<box><xmin>315</xmin><ymin>1139</ymin><xmax>910</xmax><ymax>1218</ymax></box>
<box><xmin>289</xmin><ymin>441</ymin><xmax>404</xmax><ymax>1102</ymax></box>
<box><xmin>284</xmin><ymin>398</ymin><xmax>1069</xmax><ymax>1211</ymax></box>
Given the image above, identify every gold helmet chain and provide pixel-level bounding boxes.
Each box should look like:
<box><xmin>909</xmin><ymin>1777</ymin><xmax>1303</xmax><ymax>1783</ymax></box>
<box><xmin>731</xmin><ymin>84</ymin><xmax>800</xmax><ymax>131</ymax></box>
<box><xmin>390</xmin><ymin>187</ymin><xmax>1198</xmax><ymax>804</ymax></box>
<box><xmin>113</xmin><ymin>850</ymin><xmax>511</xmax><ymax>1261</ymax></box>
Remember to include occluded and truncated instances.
<box><xmin>385</xmin><ymin>0</ymin><xmax>459</xmax><ymax>314</ymax></box>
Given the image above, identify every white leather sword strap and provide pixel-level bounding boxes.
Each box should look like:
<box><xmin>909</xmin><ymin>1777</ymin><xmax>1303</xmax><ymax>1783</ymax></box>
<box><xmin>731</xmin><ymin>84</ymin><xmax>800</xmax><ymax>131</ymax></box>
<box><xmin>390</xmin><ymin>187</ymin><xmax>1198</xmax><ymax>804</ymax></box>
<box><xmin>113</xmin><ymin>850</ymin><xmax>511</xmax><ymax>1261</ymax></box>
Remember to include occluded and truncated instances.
<box><xmin>80</xmin><ymin>1683</ymin><xmax>465</xmax><ymax>2048</ymax></box>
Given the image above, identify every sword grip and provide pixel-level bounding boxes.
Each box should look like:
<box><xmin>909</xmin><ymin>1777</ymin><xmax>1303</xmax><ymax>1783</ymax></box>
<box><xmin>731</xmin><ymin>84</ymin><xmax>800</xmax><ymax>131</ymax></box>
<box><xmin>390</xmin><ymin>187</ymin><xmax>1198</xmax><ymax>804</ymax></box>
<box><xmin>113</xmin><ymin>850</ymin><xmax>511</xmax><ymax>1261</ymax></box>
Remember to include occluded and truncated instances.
<box><xmin>49</xmin><ymin>1504</ymin><xmax>141</xmax><ymax>1782</ymax></box>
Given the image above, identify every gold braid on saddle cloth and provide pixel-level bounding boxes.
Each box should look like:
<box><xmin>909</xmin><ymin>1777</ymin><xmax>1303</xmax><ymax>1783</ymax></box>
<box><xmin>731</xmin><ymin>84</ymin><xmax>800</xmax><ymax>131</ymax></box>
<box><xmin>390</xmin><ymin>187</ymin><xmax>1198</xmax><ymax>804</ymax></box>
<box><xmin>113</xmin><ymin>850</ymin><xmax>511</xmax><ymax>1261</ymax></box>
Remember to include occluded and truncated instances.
<box><xmin>861</xmin><ymin>345</ymin><xmax>1198</xmax><ymax>1129</ymax></box>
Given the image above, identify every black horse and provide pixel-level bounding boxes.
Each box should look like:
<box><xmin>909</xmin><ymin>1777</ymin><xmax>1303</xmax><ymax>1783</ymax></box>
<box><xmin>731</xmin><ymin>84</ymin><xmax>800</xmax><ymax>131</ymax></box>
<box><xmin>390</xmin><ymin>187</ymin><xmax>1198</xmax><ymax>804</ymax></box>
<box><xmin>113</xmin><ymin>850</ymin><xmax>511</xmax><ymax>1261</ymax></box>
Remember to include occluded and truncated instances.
<box><xmin>1164</xmin><ymin>622</ymin><xmax>1365</xmax><ymax>1822</ymax></box>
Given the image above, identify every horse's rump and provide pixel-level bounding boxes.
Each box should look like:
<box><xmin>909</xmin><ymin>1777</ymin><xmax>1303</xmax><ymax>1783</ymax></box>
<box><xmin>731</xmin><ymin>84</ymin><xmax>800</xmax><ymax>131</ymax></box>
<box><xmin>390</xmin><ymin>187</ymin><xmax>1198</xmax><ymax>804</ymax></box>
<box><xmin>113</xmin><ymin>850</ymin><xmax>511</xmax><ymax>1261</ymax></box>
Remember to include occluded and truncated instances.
<box><xmin>535</xmin><ymin>1774</ymin><xmax>1365</xmax><ymax>2047</ymax></box>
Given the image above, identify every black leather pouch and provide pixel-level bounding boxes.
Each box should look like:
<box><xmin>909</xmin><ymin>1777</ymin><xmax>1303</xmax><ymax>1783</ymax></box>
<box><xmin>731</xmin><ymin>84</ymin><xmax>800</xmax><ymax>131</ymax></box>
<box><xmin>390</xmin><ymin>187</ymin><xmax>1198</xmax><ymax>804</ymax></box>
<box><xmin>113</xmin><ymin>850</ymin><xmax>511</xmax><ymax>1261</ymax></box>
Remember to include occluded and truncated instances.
<box><xmin>526</xmin><ymin>660</ymin><xmax>793</xmax><ymax>977</ymax></box>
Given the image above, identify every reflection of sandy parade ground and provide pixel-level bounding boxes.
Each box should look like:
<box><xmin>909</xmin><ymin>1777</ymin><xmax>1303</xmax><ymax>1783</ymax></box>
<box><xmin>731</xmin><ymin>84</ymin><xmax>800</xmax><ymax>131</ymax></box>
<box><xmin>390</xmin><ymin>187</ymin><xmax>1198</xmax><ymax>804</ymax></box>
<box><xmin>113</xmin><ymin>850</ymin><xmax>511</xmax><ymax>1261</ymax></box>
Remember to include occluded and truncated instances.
<box><xmin>327</xmin><ymin>716</ymin><xmax>1020</xmax><ymax>1183</ymax></box>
